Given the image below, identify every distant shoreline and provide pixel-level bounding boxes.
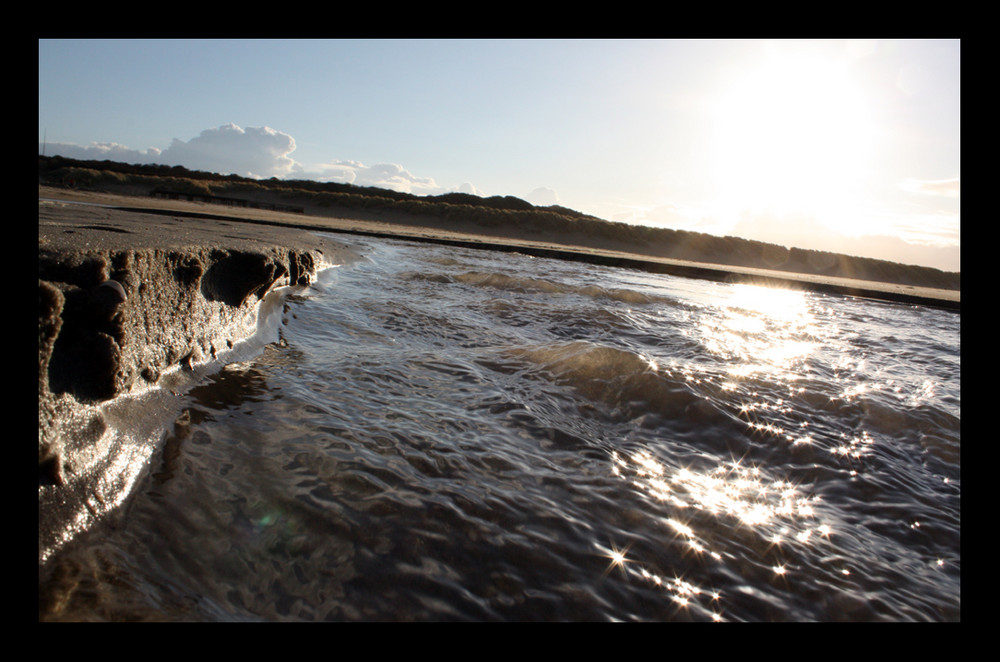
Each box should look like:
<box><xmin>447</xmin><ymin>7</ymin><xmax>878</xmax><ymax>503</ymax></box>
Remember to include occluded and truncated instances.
<box><xmin>37</xmin><ymin>155</ymin><xmax>959</xmax><ymax>293</ymax></box>
<box><xmin>39</xmin><ymin>185</ymin><xmax>959</xmax><ymax>310</ymax></box>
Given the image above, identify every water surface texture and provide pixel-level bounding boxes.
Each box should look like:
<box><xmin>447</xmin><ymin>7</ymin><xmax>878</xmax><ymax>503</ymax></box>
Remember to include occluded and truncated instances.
<box><xmin>39</xmin><ymin>236</ymin><xmax>960</xmax><ymax>621</ymax></box>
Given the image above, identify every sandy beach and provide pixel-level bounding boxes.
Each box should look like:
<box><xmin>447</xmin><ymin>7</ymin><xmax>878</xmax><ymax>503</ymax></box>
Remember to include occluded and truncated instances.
<box><xmin>39</xmin><ymin>185</ymin><xmax>960</xmax><ymax>308</ymax></box>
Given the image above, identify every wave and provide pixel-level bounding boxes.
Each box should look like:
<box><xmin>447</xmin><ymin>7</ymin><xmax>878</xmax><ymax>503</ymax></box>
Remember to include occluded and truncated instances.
<box><xmin>502</xmin><ymin>340</ymin><xmax>710</xmax><ymax>425</ymax></box>
<box><xmin>406</xmin><ymin>269</ymin><xmax>679</xmax><ymax>307</ymax></box>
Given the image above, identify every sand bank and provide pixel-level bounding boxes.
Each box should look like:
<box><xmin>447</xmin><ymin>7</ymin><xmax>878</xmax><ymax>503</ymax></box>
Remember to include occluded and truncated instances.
<box><xmin>39</xmin><ymin>186</ymin><xmax>960</xmax><ymax>310</ymax></box>
<box><xmin>39</xmin><ymin>197</ymin><xmax>362</xmax><ymax>561</ymax></box>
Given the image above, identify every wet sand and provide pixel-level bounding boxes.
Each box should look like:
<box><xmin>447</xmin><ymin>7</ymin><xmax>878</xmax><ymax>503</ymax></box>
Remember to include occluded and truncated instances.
<box><xmin>40</xmin><ymin>194</ymin><xmax>362</xmax><ymax>555</ymax></box>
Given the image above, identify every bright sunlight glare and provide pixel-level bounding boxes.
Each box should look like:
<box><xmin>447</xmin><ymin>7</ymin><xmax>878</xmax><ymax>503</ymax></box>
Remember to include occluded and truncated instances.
<box><xmin>710</xmin><ymin>48</ymin><xmax>875</xmax><ymax>225</ymax></box>
<box><xmin>699</xmin><ymin>284</ymin><xmax>822</xmax><ymax>382</ymax></box>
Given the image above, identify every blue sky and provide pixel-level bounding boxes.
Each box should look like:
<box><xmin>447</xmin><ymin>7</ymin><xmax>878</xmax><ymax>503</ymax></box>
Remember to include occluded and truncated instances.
<box><xmin>38</xmin><ymin>39</ymin><xmax>960</xmax><ymax>271</ymax></box>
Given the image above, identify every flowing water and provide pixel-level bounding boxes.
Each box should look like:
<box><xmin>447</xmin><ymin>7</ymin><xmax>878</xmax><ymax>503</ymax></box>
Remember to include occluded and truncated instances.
<box><xmin>38</xmin><ymin>235</ymin><xmax>960</xmax><ymax>621</ymax></box>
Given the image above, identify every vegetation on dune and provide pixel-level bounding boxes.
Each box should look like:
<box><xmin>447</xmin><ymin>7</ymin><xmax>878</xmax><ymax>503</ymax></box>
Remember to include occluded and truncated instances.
<box><xmin>38</xmin><ymin>155</ymin><xmax>959</xmax><ymax>290</ymax></box>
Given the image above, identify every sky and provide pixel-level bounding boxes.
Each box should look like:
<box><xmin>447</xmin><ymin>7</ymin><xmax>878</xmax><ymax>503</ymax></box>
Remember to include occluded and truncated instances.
<box><xmin>38</xmin><ymin>39</ymin><xmax>960</xmax><ymax>271</ymax></box>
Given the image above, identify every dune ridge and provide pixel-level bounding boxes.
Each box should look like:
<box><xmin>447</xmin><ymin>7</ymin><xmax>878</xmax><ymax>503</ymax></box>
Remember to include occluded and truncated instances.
<box><xmin>39</xmin><ymin>155</ymin><xmax>959</xmax><ymax>293</ymax></box>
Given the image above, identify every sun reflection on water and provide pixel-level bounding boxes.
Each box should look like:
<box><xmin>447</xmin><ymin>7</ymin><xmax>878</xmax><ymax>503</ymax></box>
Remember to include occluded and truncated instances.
<box><xmin>698</xmin><ymin>284</ymin><xmax>824</xmax><ymax>383</ymax></box>
<box><xmin>596</xmin><ymin>532</ymin><xmax>726</xmax><ymax>620</ymax></box>
<box><xmin>607</xmin><ymin>448</ymin><xmax>832</xmax><ymax>620</ymax></box>
<box><xmin>591</xmin><ymin>279</ymin><xmax>955</xmax><ymax>619</ymax></box>
<box><xmin>658</xmin><ymin>457</ymin><xmax>821</xmax><ymax>532</ymax></box>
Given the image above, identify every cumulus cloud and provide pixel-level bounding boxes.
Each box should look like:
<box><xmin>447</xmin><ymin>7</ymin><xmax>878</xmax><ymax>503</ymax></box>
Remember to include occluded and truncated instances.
<box><xmin>301</xmin><ymin>159</ymin><xmax>446</xmax><ymax>195</ymax></box>
<box><xmin>457</xmin><ymin>182</ymin><xmax>485</xmax><ymax>196</ymax></box>
<box><xmin>296</xmin><ymin>159</ymin><xmax>489</xmax><ymax>198</ymax></box>
<box><xmin>361</xmin><ymin>162</ymin><xmax>438</xmax><ymax>193</ymax></box>
<box><xmin>41</xmin><ymin>123</ymin><xmax>297</xmax><ymax>179</ymax></box>
<box><xmin>40</xmin><ymin>140</ymin><xmax>161</xmax><ymax>164</ymax></box>
<box><xmin>41</xmin><ymin>122</ymin><xmax>482</xmax><ymax>197</ymax></box>
<box><xmin>294</xmin><ymin>160</ymin><xmax>360</xmax><ymax>184</ymax></box>
<box><xmin>159</xmin><ymin>123</ymin><xmax>297</xmax><ymax>179</ymax></box>
<box><xmin>524</xmin><ymin>186</ymin><xmax>560</xmax><ymax>206</ymax></box>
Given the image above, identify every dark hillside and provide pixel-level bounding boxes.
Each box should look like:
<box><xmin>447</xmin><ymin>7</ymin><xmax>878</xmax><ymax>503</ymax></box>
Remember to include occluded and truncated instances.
<box><xmin>39</xmin><ymin>155</ymin><xmax>959</xmax><ymax>291</ymax></box>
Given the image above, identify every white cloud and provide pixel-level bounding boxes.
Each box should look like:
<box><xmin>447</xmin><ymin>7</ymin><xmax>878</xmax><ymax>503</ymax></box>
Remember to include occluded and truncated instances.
<box><xmin>158</xmin><ymin>123</ymin><xmax>297</xmax><ymax>179</ymax></box>
<box><xmin>42</xmin><ymin>123</ymin><xmax>482</xmax><ymax>198</ymax></box>
<box><xmin>361</xmin><ymin>162</ymin><xmax>438</xmax><ymax>193</ymax></box>
<box><xmin>40</xmin><ymin>140</ymin><xmax>161</xmax><ymax>163</ymax></box>
<box><xmin>301</xmin><ymin>159</ymin><xmax>445</xmax><ymax>195</ymax></box>
<box><xmin>457</xmin><ymin>182</ymin><xmax>484</xmax><ymax>196</ymax></box>
<box><xmin>40</xmin><ymin>123</ymin><xmax>298</xmax><ymax>179</ymax></box>
<box><xmin>525</xmin><ymin>186</ymin><xmax>560</xmax><ymax>206</ymax></box>
<box><xmin>295</xmin><ymin>159</ymin><xmax>361</xmax><ymax>184</ymax></box>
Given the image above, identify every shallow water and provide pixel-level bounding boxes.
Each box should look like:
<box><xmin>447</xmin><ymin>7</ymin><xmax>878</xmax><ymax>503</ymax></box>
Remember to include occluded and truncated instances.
<box><xmin>39</xmin><ymin>236</ymin><xmax>960</xmax><ymax>621</ymax></box>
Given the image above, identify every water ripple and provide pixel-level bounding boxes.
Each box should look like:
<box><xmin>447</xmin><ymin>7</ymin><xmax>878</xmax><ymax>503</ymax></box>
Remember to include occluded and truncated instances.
<box><xmin>39</xmin><ymin>237</ymin><xmax>960</xmax><ymax>621</ymax></box>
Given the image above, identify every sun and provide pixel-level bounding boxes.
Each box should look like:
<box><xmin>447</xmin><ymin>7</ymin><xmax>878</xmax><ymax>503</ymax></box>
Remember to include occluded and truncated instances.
<box><xmin>709</xmin><ymin>46</ymin><xmax>875</xmax><ymax>225</ymax></box>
